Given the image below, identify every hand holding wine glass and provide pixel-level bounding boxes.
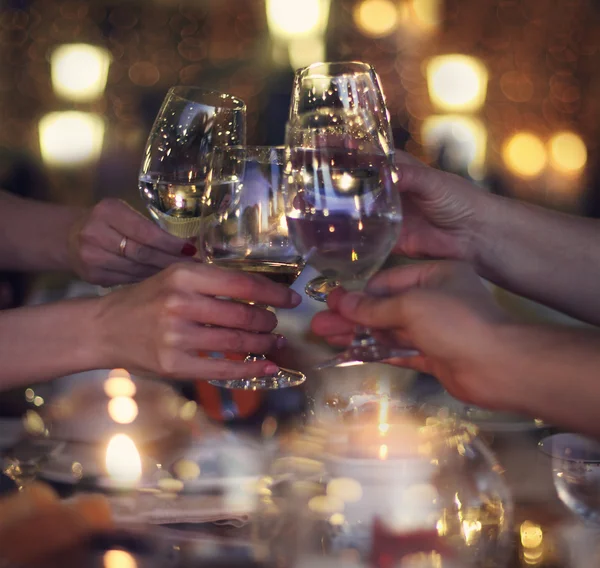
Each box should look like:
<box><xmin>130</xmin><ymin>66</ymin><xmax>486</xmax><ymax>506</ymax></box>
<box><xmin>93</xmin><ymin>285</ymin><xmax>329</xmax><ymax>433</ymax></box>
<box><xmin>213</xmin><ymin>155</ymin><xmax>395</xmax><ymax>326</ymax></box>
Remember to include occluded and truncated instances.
<box><xmin>285</xmin><ymin>109</ymin><xmax>415</xmax><ymax>368</ymax></box>
<box><xmin>200</xmin><ymin>146</ymin><xmax>306</xmax><ymax>390</ymax></box>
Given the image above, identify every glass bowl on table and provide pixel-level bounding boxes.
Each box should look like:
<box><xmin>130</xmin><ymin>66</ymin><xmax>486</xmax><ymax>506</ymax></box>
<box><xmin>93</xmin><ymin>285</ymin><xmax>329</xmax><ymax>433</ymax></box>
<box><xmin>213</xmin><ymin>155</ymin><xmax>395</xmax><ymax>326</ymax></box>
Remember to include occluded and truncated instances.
<box><xmin>3</xmin><ymin>370</ymin><xmax>266</xmax><ymax>547</ymax></box>
<box><xmin>256</xmin><ymin>405</ymin><xmax>513</xmax><ymax>568</ymax></box>
<box><xmin>289</xmin><ymin>60</ymin><xmax>395</xmax><ymax>303</ymax></box>
<box><xmin>284</xmin><ymin>109</ymin><xmax>416</xmax><ymax>369</ymax></box>
<box><xmin>199</xmin><ymin>145</ymin><xmax>306</xmax><ymax>391</ymax></box>
<box><xmin>138</xmin><ymin>86</ymin><xmax>246</xmax><ymax>241</ymax></box>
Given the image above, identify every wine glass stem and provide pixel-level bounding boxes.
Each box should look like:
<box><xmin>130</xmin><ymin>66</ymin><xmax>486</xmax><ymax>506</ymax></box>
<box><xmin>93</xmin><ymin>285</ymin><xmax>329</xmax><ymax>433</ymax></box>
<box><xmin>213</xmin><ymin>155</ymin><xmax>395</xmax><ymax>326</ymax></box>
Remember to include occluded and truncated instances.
<box><xmin>352</xmin><ymin>325</ymin><xmax>378</xmax><ymax>347</ymax></box>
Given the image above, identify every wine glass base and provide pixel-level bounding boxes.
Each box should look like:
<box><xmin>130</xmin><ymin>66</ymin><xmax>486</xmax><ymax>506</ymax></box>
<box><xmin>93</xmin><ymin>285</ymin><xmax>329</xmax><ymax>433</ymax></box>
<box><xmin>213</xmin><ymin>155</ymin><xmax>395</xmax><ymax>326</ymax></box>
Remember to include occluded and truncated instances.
<box><xmin>305</xmin><ymin>276</ymin><xmax>339</xmax><ymax>303</ymax></box>
<box><xmin>208</xmin><ymin>367</ymin><xmax>306</xmax><ymax>390</ymax></box>
<box><xmin>315</xmin><ymin>345</ymin><xmax>419</xmax><ymax>370</ymax></box>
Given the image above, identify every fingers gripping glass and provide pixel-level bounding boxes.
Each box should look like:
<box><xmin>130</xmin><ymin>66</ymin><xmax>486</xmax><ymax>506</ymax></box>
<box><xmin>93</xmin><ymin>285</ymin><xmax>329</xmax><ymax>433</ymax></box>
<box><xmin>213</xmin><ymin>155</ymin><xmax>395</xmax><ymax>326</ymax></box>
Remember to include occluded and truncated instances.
<box><xmin>139</xmin><ymin>86</ymin><xmax>246</xmax><ymax>240</ymax></box>
<box><xmin>284</xmin><ymin>110</ymin><xmax>417</xmax><ymax>369</ymax></box>
<box><xmin>201</xmin><ymin>146</ymin><xmax>306</xmax><ymax>390</ymax></box>
<box><xmin>289</xmin><ymin>61</ymin><xmax>395</xmax><ymax>302</ymax></box>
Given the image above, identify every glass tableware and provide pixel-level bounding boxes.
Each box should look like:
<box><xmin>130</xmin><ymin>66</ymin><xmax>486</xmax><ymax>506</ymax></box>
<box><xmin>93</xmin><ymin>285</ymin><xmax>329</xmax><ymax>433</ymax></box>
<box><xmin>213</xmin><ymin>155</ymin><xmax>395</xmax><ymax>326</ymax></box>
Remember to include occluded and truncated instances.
<box><xmin>257</xmin><ymin>407</ymin><xmax>512</xmax><ymax>568</ymax></box>
<box><xmin>139</xmin><ymin>86</ymin><xmax>245</xmax><ymax>240</ymax></box>
<box><xmin>200</xmin><ymin>146</ymin><xmax>306</xmax><ymax>390</ymax></box>
<box><xmin>285</xmin><ymin>109</ymin><xmax>416</xmax><ymax>369</ymax></box>
<box><xmin>6</xmin><ymin>371</ymin><xmax>265</xmax><ymax>535</ymax></box>
<box><xmin>539</xmin><ymin>433</ymin><xmax>600</xmax><ymax>526</ymax></box>
<box><xmin>289</xmin><ymin>61</ymin><xmax>394</xmax><ymax>302</ymax></box>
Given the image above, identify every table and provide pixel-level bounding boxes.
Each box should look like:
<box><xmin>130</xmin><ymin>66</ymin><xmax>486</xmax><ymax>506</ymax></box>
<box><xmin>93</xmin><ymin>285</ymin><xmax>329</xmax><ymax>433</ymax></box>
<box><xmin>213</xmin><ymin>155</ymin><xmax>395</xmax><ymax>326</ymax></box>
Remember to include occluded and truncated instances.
<box><xmin>1</xmin><ymin>270</ymin><xmax>597</xmax><ymax>567</ymax></box>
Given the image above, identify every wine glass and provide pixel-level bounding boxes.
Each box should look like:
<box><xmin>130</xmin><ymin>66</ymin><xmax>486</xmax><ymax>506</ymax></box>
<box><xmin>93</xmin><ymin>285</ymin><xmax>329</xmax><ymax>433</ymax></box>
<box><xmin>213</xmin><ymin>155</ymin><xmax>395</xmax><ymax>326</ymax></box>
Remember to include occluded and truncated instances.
<box><xmin>200</xmin><ymin>146</ymin><xmax>306</xmax><ymax>390</ymax></box>
<box><xmin>139</xmin><ymin>86</ymin><xmax>246</xmax><ymax>240</ymax></box>
<box><xmin>285</xmin><ymin>109</ymin><xmax>417</xmax><ymax>369</ymax></box>
<box><xmin>290</xmin><ymin>61</ymin><xmax>395</xmax><ymax>302</ymax></box>
<box><xmin>539</xmin><ymin>433</ymin><xmax>600</xmax><ymax>526</ymax></box>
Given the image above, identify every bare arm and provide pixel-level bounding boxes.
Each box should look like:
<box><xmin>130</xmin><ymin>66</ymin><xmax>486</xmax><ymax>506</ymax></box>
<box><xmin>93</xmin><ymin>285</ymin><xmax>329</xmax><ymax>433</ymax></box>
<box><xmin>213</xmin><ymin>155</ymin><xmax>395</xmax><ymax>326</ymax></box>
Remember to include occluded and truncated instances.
<box><xmin>473</xmin><ymin>194</ymin><xmax>600</xmax><ymax>326</ymax></box>
<box><xmin>490</xmin><ymin>324</ymin><xmax>600</xmax><ymax>440</ymax></box>
<box><xmin>0</xmin><ymin>190</ymin><xmax>82</xmax><ymax>272</ymax></box>
<box><xmin>0</xmin><ymin>298</ymin><xmax>105</xmax><ymax>389</ymax></box>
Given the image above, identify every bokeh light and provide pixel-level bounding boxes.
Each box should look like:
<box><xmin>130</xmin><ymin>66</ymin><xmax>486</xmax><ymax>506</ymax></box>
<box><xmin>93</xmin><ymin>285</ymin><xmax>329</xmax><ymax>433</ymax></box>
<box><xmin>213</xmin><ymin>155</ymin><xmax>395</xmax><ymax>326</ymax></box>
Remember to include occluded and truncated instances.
<box><xmin>411</xmin><ymin>0</ymin><xmax>443</xmax><ymax>31</ymax></box>
<box><xmin>502</xmin><ymin>132</ymin><xmax>547</xmax><ymax>179</ymax></box>
<box><xmin>266</xmin><ymin>0</ymin><xmax>330</xmax><ymax>40</ymax></box>
<box><xmin>51</xmin><ymin>44</ymin><xmax>111</xmax><ymax>102</ymax></box>
<box><xmin>288</xmin><ymin>36</ymin><xmax>326</xmax><ymax>70</ymax></box>
<box><xmin>548</xmin><ymin>131</ymin><xmax>587</xmax><ymax>175</ymax></box>
<box><xmin>422</xmin><ymin>115</ymin><xmax>487</xmax><ymax>178</ymax></box>
<box><xmin>427</xmin><ymin>54</ymin><xmax>488</xmax><ymax>113</ymax></box>
<box><xmin>105</xmin><ymin>434</ymin><xmax>142</xmax><ymax>487</ymax></box>
<box><xmin>354</xmin><ymin>0</ymin><xmax>398</xmax><ymax>38</ymax></box>
<box><xmin>38</xmin><ymin>112</ymin><xmax>105</xmax><ymax>167</ymax></box>
<box><xmin>107</xmin><ymin>396</ymin><xmax>139</xmax><ymax>425</ymax></box>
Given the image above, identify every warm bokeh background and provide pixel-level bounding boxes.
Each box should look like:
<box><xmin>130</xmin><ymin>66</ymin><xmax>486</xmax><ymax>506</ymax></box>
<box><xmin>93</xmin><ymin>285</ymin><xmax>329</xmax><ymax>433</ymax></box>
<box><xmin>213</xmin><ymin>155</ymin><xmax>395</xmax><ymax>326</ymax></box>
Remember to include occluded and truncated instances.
<box><xmin>1</xmin><ymin>0</ymin><xmax>600</xmax><ymax>215</ymax></box>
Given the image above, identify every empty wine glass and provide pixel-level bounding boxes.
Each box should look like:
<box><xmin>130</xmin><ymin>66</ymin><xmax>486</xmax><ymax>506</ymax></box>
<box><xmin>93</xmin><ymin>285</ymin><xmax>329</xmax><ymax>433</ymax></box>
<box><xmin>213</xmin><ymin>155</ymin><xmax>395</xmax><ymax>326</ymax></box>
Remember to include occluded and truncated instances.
<box><xmin>290</xmin><ymin>61</ymin><xmax>395</xmax><ymax>302</ymax></box>
<box><xmin>285</xmin><ymin>109</ymin><xmax>416</xmax><ymax>369</ymax></box>
<box><xmin>539</xmin><ymin>433</ymin><xmax>600</xmax><ymax>526</ymax></box>
<box><xmin>139</xmin><ymin>86</ymin><xmax>246</xmax><ymax>240</ymax></box>
<box><xmin>200</xmin><ymin>146</ymin><xmax>306</xmax><ymax>390</ymax></box>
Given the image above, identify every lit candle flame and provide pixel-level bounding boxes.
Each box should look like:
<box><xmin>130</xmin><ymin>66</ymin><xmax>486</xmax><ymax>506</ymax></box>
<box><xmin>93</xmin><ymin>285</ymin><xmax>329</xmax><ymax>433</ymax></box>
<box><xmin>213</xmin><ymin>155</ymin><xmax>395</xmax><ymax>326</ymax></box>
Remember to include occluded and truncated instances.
<box><xmin>379</xmin><ymin>444</ymin><xmax>388</xmax><ymax>460</ymax></box>
<box><xmin>105</xmin><ymin>434</ymin><xmax>142</xmax><ymax>487</ymax></box>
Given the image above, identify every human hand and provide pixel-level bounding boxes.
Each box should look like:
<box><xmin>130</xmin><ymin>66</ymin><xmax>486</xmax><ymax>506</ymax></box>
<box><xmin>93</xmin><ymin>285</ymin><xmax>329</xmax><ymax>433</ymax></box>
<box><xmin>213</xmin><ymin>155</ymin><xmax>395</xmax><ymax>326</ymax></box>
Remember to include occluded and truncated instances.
<box><xmin>95</xmin><ymin>263</ymin><xmax>302</xmax><ymax>381</ymax></box>
<box><xmin>311</xmin><ymin>261</ymin><xmax>515</xmax><ymax>409</ymax></box>
<box><xmin>68</xmin><ymin>198</ymin><xmax>198</xmax><ymax>286</ymax></box>
<box><xmin>393</xmin><ymin>151</ymin><xmax>493</xmax><ymax>262</ymax></box>
<box><xmin>0</xmin><ymin>483</ymin><xmax>112</xmax><ymax>566</ymax></box>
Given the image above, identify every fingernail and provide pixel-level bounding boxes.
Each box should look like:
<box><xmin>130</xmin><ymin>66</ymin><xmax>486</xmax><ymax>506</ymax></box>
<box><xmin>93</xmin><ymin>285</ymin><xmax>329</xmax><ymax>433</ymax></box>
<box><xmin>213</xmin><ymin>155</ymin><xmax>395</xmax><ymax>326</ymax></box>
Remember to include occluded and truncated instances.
<box><xmin>340</xmin><ymin>292</ymin><xmax>362</xmax><ymax>312</ymax></box>
<box><xmin>276</xmin><ymin>335</ymin><xmax>287</xmax><ymax>349</ymax></box>
<box><xmin>290</xmin><ymin>290</ymin><xmax>302</xmax><ymax>306</ymax></box>
<box><xmin>264</xmin><ymin>363</ymin><xmax>279</xmax><ymax>374</ymax></box>
<box><xmin>181</xmin><ymin>243</ymin><xmax>197</xmax><ymax>257</ymax></box>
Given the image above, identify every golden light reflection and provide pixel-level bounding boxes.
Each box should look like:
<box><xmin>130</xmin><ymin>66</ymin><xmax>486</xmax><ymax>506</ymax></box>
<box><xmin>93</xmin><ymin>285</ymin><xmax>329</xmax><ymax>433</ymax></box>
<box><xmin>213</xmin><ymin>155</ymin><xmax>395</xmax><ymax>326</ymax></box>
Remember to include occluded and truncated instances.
<box><xmin>308</xmin><ymin>495</ymin><xmax>345</xmax><ymax>515</ymax></box>
<box><xmin>105</xmin><ymin>434</ymin><xmax>142</xmax><ymax>487</ymax></box>
<box><xmin>520</xmin><ymin>520</ymin><xmax>543</xmax><ymax>549</ymax></box>
<box><xmin>502</xmin><ymin>132</ymin><xmax>547</xmax><ymax>179</ymax></box>
<box><xmin>462</xmin><ymin>519</ymin><xmax>482</xmax><ymax>546</ymax></box>
<box><xmin>378</xmin><ymin>376</ymin><xmax>391</xmax><ymax>435</ymax></box>
<box><xmin>327</xmin><ymin>477</ymin><xmax>363</xmax><ymax>503</ymax></box>
<box><xmin>108</xmin><ymin>397</ymin><xmax>139</xmax><ymax>425</ymax></box>
<box><xmin>549</xmin><ymin>132</ymin><xmax>587</xmax><ymax>175</ymax></box>
<box><xmin>51</xmin><ymin>44</ymin><xmax>111</xmax><ymax>103</ymax></box>
<box><xmin>426</xmin><ymin>55</ymin><xmax>488</xmax><ymax>113</ymax></box>
<box><xmin>421</xmin><ymin>114</ymin><xmax>487</xmax><ymax>178</ymax></box>
<box><xmin>103</xmin><ymin>550</ymin><xmax>138</xmax><ymax>568</ymax></box>
<box><xmin>354</xmin><ymin>0</ymin><xmax>398</xmax><ymax>38</ymax></box>
<box><xmin>379</xmin><ymin>444</ymin><xmax>389</xmax><ymax>460</ymax></box>
<box><xmin>266</xmin><ymin>0</ymin><xmax>330</xmax><ymax>40</ymax></box>
<box><xmin>104</xmin><ymin>376</ymin><xmax>137</xmax><ymax>398</ymax></box>
<box><xmin>39</xmin><ymin>112</ymin><xmax>105</xmax><ymax>167</ymax></box>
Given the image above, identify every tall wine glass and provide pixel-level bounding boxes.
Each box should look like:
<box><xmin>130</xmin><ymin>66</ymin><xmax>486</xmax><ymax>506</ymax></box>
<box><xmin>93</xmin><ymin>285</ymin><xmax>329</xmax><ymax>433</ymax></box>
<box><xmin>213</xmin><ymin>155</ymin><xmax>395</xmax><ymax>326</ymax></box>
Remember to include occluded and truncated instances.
<box><xmin>285</xmin><ymin>109</ymin><xmax>417</xmax><ymax>369</ymax></box>
<box><xmin>139</xmin><ymin>86</ymin><xmax>246</xmax><ymax>240</ymax></box>
<box><xmin>200</xmin><ymin>146</ymin><xmax>306</xmax><ymax>390</ymax></box>
<box><xmin>290</xmin><ymin>61</ymin><xmax>395</xmax><ymax>302</ymax></box>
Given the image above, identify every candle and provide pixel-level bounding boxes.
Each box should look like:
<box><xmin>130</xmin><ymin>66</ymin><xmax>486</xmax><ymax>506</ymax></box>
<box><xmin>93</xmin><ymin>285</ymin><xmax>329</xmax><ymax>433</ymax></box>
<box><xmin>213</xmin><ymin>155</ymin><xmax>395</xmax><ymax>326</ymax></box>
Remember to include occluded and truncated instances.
<box><xmin>105</xmin><ymin>434</ymin><xmax>142</xmax><ymax>488</ymax></box>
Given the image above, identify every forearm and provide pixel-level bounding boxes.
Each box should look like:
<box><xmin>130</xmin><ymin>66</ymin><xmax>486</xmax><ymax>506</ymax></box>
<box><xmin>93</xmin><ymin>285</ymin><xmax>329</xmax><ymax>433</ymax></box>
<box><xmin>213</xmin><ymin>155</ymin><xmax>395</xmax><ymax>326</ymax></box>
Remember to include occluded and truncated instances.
<box><xmin>0</xmin><ymin>298</ymin><xmax>107</xmax><ymax>390</ymax></box>
<box><xmin>489</xmin><ymin>323</ymin><xmax>600</xmax><ymax>439</ymax></box>
<box><xmin>472</xmin><ymin>194</ymin><xmax>600</xmax><ymax>325</ymax></box>
<box><xmin>0</xmin><ymin>191</ymin><xmax>84</xmax><ymax>272</ymax></box>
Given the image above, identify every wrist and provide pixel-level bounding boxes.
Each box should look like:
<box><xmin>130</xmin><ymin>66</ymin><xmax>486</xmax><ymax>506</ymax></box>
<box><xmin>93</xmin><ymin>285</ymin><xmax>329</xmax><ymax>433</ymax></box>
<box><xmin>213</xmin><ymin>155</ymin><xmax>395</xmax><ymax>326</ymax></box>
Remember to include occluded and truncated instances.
<box><xmin>84</xmin><ymin>294</ymin><xmax>121</xmax><ymax>370</ymax></box>
<box><xmin>58</xmin><ymin>206</ymin><xmax>88</xmax><ymax>273</ymax></box>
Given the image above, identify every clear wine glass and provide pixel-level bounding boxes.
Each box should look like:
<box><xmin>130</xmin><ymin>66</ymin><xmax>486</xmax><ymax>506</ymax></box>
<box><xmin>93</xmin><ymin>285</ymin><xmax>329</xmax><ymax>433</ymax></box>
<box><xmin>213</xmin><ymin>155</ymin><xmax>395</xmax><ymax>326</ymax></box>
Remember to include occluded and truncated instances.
<box><xmin>285</xmin><ymin>109</ymin><xmax>417</xmax><ymax>369</ymax></box>
<box><xmin>200</xmin><ymin>146</ymin><xmax>306</xmax><ymax>390</ymax></box>
<box><xmin>539</xmin><ymin>433</ymin><xmax>600</xmax><ymax>526</ymax></box>
<box><xmin>290</xmin><ymin>61</ymin><xmax>395</xmax><ymax>302</ymax></box>
<box><xmin>139</xmin><ymin>86</ymin><xmax>246</xmax><ymax>240</ymax></box>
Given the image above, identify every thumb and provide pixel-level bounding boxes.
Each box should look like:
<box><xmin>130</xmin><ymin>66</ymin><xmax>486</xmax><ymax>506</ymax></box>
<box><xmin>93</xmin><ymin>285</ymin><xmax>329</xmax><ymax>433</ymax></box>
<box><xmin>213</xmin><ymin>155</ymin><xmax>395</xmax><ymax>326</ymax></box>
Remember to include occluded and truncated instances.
<box><xmin>337</xmin><ymin>292</ymin><xmax>407</xmax><ymax>330</ymax></box>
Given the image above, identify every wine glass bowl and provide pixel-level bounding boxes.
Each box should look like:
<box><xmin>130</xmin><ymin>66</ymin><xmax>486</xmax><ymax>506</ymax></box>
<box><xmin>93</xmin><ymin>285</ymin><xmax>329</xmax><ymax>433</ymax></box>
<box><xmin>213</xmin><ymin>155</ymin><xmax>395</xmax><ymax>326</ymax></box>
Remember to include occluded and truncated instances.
<box><xmin>139</xmin><ymin>87</ymin><xmax>246</xmax><ymax>239</ymax></box>
<box><xmin>201</xmin><ymin>146</ymin><xmax>306</xmax><ymax>390</ymax></box>
<box><xmin>289</xmin><ymin>62</ymin><xmax>395</xmax><ymax>302</ymax></box>
<box><xmin>285</xmin><ymin>109</ymin><xmax>414</xmax><ymax>368</ymax></box>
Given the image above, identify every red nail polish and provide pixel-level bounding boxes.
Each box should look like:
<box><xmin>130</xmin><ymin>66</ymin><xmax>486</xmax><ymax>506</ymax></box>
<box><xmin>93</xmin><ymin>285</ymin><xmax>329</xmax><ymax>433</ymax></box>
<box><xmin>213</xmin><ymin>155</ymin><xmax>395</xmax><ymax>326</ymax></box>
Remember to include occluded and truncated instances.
<box><xmin>181</xmin><ymin>243</ymin><xmax>197</xmax><ymax>257</ymax></box>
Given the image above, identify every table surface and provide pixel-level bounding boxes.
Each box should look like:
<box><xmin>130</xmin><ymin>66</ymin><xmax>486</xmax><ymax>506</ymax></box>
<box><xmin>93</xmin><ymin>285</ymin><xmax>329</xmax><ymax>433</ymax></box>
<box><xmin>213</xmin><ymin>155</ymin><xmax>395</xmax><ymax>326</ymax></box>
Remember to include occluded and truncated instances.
<box><xmin>1</xmin><ymin>269</ymin><xmax>598</xmax><ymax>568</ymax></box>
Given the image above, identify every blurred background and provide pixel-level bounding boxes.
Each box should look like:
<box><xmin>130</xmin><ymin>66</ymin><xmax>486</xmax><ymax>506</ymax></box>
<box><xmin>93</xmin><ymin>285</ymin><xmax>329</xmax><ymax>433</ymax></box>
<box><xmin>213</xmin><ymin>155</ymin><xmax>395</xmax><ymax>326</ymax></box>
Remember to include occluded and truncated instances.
<box><xmin>1</xmin><ymin>0</ymin><xmax>600</xmax><ymax>215</ymax></box>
